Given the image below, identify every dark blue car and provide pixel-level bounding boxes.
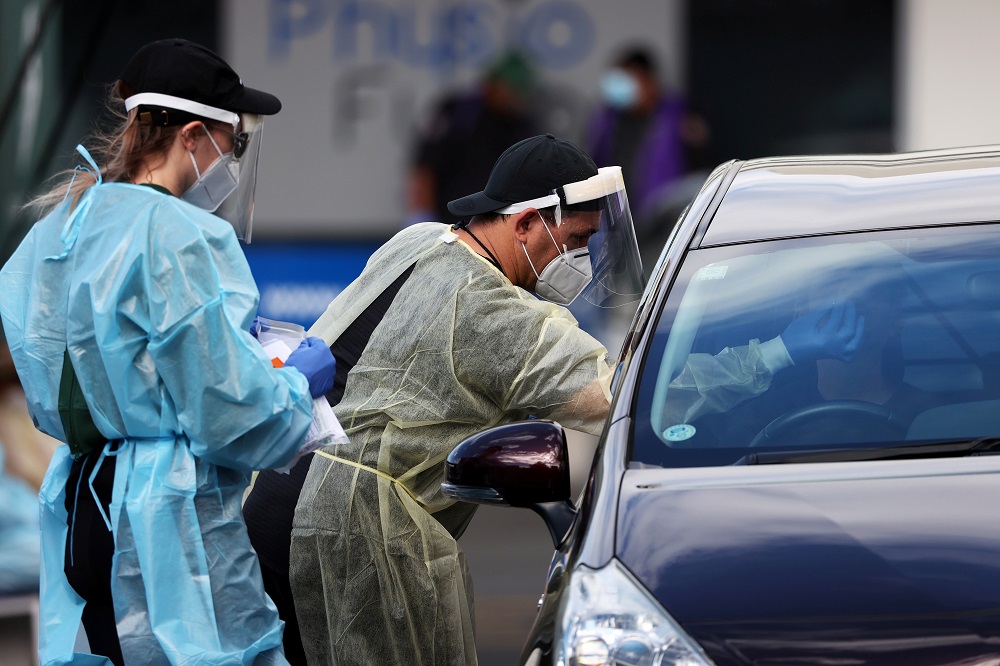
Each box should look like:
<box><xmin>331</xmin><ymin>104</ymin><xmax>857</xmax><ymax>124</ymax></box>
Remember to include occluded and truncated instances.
<box><xmin>444</xmin><ymin>145</ymin><xmax>1000</xmax><ymax>665</ymax></box>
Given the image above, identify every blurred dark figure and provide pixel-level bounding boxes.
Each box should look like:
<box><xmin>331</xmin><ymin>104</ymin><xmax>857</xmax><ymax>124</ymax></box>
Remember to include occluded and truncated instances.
<box><xmin>406</xmin><ymin>51</ymin><xmax>540</xmax><ymax>227</ymax></box>
<box><xmin>587</xmin><ymin>45</ymin><xmax>713</xmax><ymax>270</ymax></box>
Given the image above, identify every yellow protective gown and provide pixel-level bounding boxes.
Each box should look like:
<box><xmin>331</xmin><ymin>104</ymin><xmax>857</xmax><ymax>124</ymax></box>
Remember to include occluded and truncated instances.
<box><xmin>288</xmin><ymin>222</ymin><xmax>612</xmax><ymax>665</ymax></box>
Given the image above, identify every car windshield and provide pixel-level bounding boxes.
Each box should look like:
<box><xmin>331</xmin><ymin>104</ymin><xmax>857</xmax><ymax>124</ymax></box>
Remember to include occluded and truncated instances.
<box><xmin>632</xmin><ymin>223</ymin><xmax>1000</xmax><ymax>468</ymax></box>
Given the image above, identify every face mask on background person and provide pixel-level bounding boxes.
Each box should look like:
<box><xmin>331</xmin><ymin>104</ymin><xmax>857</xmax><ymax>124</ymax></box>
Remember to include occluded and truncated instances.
<box><xmin>600</xmin><ymin>69</ymin><xmax>639</xmax><ymax>109</ymax></box>
<box><xmin>521</xmin><ymin>213</ymin><xmax>593</xmax><ymax>305</ymax></box>
<box><xmin>183</xmin><ymin>125</ymin><xmax>239</xmax><ymax>212</ymax></box>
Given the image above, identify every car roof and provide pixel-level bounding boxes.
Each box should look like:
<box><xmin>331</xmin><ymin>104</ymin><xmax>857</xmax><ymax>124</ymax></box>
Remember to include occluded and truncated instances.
<box><xmin>699</xmin><ymin>144</ymin><xmax>1000</xmax><ymax>247</ymax></box>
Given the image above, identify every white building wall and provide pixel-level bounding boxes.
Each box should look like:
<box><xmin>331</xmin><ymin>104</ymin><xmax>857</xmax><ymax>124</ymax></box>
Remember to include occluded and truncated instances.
<box><xmin>224</xmin><ymin>0</ymin><xmax>684</xmax><ymax>238</ymax></box>
<box><xmin>222</xmin><ymin>0</ymin><xmax>1000</xmax><ymax>235</ymax></box>
<box><xmin>900</xmin><ymin>0</ymin><xmax>1000</xmax><ymax>150</ymax></box>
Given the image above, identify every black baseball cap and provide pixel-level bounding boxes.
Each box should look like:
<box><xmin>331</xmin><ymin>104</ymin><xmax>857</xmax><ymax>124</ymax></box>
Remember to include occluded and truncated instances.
<box><xmin>447</xmin><ymin>134</ymin><xmax>598</xmax><ymax>220</ymax></box>
<box><xmin>119</xmin><ymin>38</ymin><xmax>280</xmax><ymax>124</ymax></box>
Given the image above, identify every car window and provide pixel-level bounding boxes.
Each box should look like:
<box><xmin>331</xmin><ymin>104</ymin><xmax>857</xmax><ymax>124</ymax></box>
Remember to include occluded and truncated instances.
<box><xmin>631</xmin><ymin>224</ymin><xmax>1000</xmax><ymax>467</ymax></box>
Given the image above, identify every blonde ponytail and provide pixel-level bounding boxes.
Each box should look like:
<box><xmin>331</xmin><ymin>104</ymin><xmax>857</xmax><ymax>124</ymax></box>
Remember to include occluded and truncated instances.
<box><xmin>27</xmin><ymin>84</ymin><xmax>180</xmax><ymax>212</ymax></box>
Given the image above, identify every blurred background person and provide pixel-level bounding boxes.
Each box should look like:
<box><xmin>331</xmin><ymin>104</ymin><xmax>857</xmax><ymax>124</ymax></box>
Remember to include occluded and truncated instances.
<box><xmin>0</xmin><ymin>444</ymin><xmax>39</xmax><ymax>597</ymax></box>
<box><xmin>405</xmin><ymin>50</ymin><xmax>540</xmax><ymax>227</ymax></box>
<box><xmin>0</xmin><ymin>338</ymin><xmax>58</xmax><ymax>493</ymax></box>
<box><xmin>586</xmin><ymin>44</ymin><xmax>712</xmax><ymax>271</ymax></box>
<box><xmin>0</xmin><ymin>338</ymin><xmax>49</xmax><ymax>597</ymax></box>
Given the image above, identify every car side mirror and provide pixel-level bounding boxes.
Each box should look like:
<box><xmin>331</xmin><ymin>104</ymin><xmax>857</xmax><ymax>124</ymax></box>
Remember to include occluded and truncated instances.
<box><xmin>443</xmin><ymin>420</ymin><xmax>577</xmax><ymax>548</ymax></box>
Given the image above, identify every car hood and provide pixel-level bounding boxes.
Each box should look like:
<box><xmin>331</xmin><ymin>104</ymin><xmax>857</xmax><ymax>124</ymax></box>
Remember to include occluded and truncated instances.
<box><xmin>616</xmin><ymin>456</ymin><xmax>1000</xmax><ymax>665</ymax></box>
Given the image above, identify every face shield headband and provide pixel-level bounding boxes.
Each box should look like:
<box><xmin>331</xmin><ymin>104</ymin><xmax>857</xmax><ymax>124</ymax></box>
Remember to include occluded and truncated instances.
<box><xmin>498</xmin><ymin>166</ymin><xmax>646</xmax><ymax>309</ymax></box>
<box><xmin>124</xmin><ymin>92</ymin><xmax>239</xmax><ymax>127</ymax></box>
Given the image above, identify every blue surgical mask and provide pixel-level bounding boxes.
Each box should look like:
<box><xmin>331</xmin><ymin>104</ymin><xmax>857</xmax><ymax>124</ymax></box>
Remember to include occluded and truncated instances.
<box><xmin>600</xmin><ymin>69</ymin><xmax>639</xmax><ymax>109</ymax></box>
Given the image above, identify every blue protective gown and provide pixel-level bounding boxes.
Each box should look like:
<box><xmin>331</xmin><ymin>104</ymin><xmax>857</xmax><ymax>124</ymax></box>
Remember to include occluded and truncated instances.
<box><xmin>0</xmin><ymin>168</ymin><xmax>313</xmax><ymax>665</ymax></box>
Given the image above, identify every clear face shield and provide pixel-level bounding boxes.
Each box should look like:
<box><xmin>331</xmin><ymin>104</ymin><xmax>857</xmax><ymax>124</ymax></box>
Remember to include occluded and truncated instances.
<box><xmin>498</xmin><ymin>166</ymin><xmax>645</xmax><ymax>311</ymax></box>
<box><xmin>502</xmin><ymin>166</ymin><xmax>645</xmax><ymax>308</ymax></box>
<box><xmin>561</xmin><ymin>166</ymin><xmax>645</xmax><ymax>308</ymax></box>
<box><xmin>214</xmin><ymin>113</ymin><xmax>264</xmax><ymax>243</ymax></box>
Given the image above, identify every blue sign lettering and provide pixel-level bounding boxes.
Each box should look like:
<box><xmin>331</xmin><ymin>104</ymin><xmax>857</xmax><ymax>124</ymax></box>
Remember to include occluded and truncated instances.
<box><xmin>269</xmin><ymin>0</ymin><xmax>329</xmax><ymax>59</ymax></box>
<box><xmin>333</xmin><ymin>2</ymin><xmax>393</xmax><ymax>60</ymax></box>
<box><xmin>268</xmin><ymin>0</ymin><xmax>595</xmax><ymax>72</ymax></box>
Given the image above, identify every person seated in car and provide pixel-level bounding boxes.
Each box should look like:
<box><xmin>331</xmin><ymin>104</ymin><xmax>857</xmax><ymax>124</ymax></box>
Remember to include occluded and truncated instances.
<box><xmin>663</xmin><ymin>271</ymin><xmax>937</xmax><ymax>443</ymax></box>
<box><xmin>664</xmin><ymin>300</ymin><xmax>862</xmax><ymax>425</ymax></box>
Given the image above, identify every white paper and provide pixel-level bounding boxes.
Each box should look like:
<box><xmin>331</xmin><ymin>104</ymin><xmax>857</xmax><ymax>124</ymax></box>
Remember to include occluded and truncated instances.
<box><xmin>255</xmin><ymin>317</ymin><xmax>351</xmax><ymax>474</ymax></box>
<box><xmin>261</xmin><ymin>338</ymin><xmax>295</xmax><ymax>364</ymax></box>
<box><xmin>305</xmin><ymin>397</ymin><xmax>348</xmax><ymax>452</ymax></box>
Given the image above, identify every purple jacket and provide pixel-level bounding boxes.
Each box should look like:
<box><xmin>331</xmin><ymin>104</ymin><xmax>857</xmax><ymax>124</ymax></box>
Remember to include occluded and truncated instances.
<box><xmin>587</xmin><ymin>96</ymin><xmax>687</xmax><ymax>217</ymax></box>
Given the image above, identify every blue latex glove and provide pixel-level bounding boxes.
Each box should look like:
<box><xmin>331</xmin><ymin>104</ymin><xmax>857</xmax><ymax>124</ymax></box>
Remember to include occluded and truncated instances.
<box><xmin>248</xmin><ymin>316</ymin><xmax>269</xmax><ymax>339</ymax></box>
<box><xmin>780</xmin><ymin>301</ymin><xmax>865</xmax><ymax>365</ymax></box>
<box><xmin>284</xmin><ymin>336</ymin><xmax>336</xmax><ymax>398</ymax></box>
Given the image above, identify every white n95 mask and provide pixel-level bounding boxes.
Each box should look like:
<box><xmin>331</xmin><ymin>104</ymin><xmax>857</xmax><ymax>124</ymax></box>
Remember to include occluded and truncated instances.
<box><xmin>533</xmin><ymin>246</ymin><xmax>593</xmax><ymax>304</ymax></box>
<box><xmin>183</xmin><ymin>127</ymin><xmax>239</xmax><ymax>212</ymax></box>
<box><xmin>522</xmin><ymin>214</ymin><xmax>594</xmax><ymax>305</ymax></box>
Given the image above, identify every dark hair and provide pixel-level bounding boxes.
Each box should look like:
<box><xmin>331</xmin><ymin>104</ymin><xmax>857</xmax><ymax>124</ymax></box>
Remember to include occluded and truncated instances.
<box><xmin>469</xmin><ymin>212</ymin><xmax>506</xmax><ymax>226</ymax></box>
<box><xmin>614</xmin><ymin>45</ymin><xmax>658</xmax><ymax>75</ymax></box>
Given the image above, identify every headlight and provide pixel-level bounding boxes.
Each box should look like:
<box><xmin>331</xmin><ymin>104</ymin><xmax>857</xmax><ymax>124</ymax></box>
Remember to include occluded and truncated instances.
<box><xmin>555</xmin><ymin>559</ymin><xmax>716</xmax><ymax>666</ymax></box>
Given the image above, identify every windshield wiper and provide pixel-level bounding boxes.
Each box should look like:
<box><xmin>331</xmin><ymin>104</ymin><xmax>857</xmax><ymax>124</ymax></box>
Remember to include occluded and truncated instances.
<box><xmin>733</xmin><ymin>437</ymin><xmax>1000</xmax><ymax>465</ymax></box>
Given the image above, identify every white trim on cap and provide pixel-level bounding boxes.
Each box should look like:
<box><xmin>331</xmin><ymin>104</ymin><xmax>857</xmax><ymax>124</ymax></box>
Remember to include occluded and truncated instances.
<box><xmin>124</xmin><ymin>93</ymin><xmax>239</xmax><ymax>127</ymax></box>
<box><xmin>562</xmin><ymin>166</ymin><xmax>625</xmax><ymax>204</ymax></box>
<box><xmin>493</xmin><ymin>166</ymin><xmax>625</xmax><ymax>214</ymax></box>
<box><xmin>495</xmin><ymin>193</ymin><xmax>560</xmax><ymax>214</ymax></box>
